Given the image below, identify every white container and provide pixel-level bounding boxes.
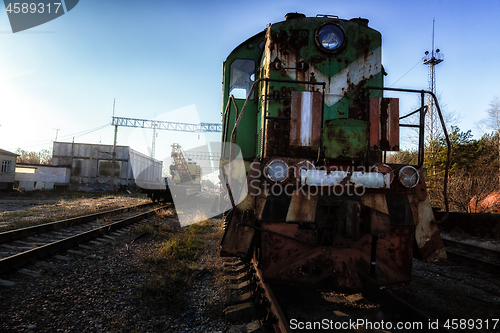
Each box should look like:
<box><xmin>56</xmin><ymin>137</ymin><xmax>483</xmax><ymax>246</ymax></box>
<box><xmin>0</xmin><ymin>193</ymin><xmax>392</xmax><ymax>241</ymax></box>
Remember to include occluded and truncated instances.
<box><xmin>326</xmin><ymin>171</ymin><xmax>347</xmax><ymax>185</ymax></box>
<box><xmin>350</xmin><ymin>172</ymin><xmax>385</xmax><ymax>188</ymax></box>
<box><xmin>303</xmin><ymin>169</ymin><xmax>326</xmax><ymax>186</ymax></box>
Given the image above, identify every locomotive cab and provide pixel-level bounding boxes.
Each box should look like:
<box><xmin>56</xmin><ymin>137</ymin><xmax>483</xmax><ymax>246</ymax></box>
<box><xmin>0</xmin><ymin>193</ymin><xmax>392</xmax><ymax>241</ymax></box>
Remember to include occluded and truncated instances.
<box><xmin>220</xmin><ymin>13</ymin><xmax>446</xmax><ymax>292</ymax></box>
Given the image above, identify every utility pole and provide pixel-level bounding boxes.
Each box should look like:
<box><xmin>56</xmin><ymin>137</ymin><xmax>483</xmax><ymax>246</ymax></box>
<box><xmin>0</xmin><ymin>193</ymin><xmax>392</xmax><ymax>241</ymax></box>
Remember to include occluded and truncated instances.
<box><xmin>110</xmin><ymin>99</ymin><xmax>117</xmax><ymax>192</ymax></box>
<box><xmin>53</xmin><ymin>128</ymin><xmax>60</xmax><ymax>142</ymax></box>
<box><xmin>422</xmin><ymin>18</ymin><xmax>444</xmax><ymax>143</ymax></box>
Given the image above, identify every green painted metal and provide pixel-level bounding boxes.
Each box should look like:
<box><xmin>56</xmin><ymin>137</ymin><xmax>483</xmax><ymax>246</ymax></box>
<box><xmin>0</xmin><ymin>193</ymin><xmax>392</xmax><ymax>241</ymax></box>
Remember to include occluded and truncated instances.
<box><xmin>323</xmin><ymin>119</ymin><xmax>368</xmax><ymax>159</ymax></box>
<box><xmin>222</xmin><ymin>15</ymin><xmax>384</xmax><ymax>161</ymax></box>
<box><xmin>221</xmin><ymin>32</ymin><xmax>265</xmax><ymax>159</ymax></box>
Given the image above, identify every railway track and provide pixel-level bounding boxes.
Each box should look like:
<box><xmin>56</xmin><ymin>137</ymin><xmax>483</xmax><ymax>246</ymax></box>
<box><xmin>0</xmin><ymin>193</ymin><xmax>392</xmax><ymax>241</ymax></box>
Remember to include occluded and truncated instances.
<box><xmin>224</xmin><ymin>259</ymin><xmax>456</xmax><ymax>333</ymax></box>
<box><xmin>0</xmin><ymin>202</ymin><xmax>166</xmax><ymax>275</ymax></box>
<box><xmin>442</xmin><ymin>238</ymin><xmax>500</xmax><ymax>274</ymax></box>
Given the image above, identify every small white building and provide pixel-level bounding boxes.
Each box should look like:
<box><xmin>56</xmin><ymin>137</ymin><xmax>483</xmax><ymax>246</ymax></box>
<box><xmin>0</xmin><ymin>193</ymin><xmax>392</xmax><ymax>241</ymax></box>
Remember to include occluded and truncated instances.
<box><xmin>15</xmin><ymin>164</ymin><xmax>71</xmax><ymax>191</ymax></box>
<box><xmin>0</xmin><ymin>148</ymin><xmax>18</xmax><ymax>190</ymax></box>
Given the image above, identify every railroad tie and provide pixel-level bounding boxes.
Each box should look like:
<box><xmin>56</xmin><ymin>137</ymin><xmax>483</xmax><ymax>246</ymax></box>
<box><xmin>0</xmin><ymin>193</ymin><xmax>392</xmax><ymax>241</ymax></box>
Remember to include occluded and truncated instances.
<box><xmin>224</xmin><ymin>302</ymin><xmax>257</xmax><ymax>322</ymax></box>
<box><xmin>18</xmin><ymin>268</ymin><xmax>40</xmax><ymax>277</ymax></box>
<box><xmin>54</xmin><ymin>255</ymin><xmax>71</xmax><ymax>262</ymax></box>
<box><xmin>0</xmin><ymin>278</ymin><xmax>15</xmax><ymax>287</ymax></box>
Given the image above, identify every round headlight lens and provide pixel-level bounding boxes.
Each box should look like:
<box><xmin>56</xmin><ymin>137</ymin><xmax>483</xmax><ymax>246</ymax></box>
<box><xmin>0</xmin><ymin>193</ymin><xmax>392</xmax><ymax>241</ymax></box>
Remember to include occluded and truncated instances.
<box><xmin>264</xmin><ymin>159</ymin><xmax>289</xmax><ymax>183</ymax></box>
<box><xmin>316</xmin><ymin>24</ymin><xmax>344</xmax><ymax>51</ymax></box>
<box><xmin>398</xmin><ymin>166</ymin><xmax>420</xmax><ymax>188</ymax></box>
<box><xmin>294</xmin><ymin>160</ymin><xmax>315</xmax><ymax>178</ymax></box>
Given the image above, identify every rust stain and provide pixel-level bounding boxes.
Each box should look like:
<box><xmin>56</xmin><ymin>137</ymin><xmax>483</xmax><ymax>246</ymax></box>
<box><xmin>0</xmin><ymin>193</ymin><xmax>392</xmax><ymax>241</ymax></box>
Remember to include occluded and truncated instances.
<box><xmin>220</xmin><ymin>208</ymin><xmax>255</xmax><ymax>258</ymax></box>
<box><xmin>368</xmin><ymin>209</ymin><xmax>391</xmax><ymax>235</ymax></box>
<box><xmin>409</xmin><ymin>194</ymin><xmax>447</xmax><ymax>262</ymax></box>
<box><xmin>290</xmin><ymin>91</ymin><xmax>322</xmax><ymax>147</ymax></box>
<box><xmin>259</xmin><ymin>223</ymin><xmax>413</xmax><ymax>291</ymax></box>
<box><xmin>370</xmin><ymin>97</ymin><xmax>399</xmax><ymax>151</ymax></box>
<box><xmin>361</xmin><ymin>192</ymin><xmax>389</xmax><ymax>214</ymax></box>
<box><xmin>286</xmin><ymin>190</ymin><xmax>318</xmax><ymax>222</ymax></box>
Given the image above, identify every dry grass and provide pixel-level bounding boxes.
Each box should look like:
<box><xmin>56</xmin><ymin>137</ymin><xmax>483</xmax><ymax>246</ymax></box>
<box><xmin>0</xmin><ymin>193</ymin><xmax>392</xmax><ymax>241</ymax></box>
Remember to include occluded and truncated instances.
<box><xmin>136</xmin><ymin>216</ymin><xmax>221</xmax><ymax>306</ymax></box>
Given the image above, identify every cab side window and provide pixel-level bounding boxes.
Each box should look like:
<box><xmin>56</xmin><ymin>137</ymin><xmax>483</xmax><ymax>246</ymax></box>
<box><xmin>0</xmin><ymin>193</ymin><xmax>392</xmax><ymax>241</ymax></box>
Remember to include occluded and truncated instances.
<box><xmin>229</xmin><ymin>59</ymin><xmax>255</xmax><ymax>99</ymax></box>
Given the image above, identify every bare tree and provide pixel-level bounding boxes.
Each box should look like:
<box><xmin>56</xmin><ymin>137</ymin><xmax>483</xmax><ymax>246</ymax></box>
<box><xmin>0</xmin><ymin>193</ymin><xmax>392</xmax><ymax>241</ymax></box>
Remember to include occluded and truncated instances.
<box><xmin>15</xmin><ymin>148</ymin><xmax>52</xmax><ymax>165</ymax></box>
<box><xmin>478</xmin><ymin>96</ymin><xmax>500</xmax><ymax>188</ymax></box>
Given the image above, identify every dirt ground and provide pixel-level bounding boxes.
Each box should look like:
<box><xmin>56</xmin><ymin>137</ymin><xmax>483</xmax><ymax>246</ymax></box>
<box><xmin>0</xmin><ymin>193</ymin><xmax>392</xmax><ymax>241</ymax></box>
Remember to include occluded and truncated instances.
<box><xmin>1</xmin><ymin>192</ymin><xmax>499</xmax><ymax>332</ymax></box>
<box><xmin>0</xmin><ymin>192</ymin><xmax>227</xmax><ymax>332</ymax></box>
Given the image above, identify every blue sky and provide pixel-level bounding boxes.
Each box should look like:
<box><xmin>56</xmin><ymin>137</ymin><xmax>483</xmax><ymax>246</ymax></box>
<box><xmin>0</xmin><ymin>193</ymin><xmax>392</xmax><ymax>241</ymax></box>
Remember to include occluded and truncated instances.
<box><xmin>1</xmin><ymin>0</ymin><xmax>499</xmax><ymax>163</ymax></box>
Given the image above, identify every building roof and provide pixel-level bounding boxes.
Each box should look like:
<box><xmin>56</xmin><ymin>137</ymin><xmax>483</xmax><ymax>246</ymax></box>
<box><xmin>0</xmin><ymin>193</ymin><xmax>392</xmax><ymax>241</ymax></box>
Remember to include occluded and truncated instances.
<box><xmin>0</xmin><ymin>148</ymin><xmax>19</xmax><ymax>157</ymax></box>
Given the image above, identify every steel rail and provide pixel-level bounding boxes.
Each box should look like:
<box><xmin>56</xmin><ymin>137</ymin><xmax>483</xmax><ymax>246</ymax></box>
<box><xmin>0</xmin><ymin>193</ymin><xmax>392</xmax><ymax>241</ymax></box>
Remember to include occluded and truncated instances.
<box><xmin>252</xmin><ymin>260</ymin><xmax>292</xmax><ymax>333</ymax></box>
<box><xmin>0</xmin><ymin>202</ymin><xmax>155</xmax><ymax>244</ymax></box>
<box><xmin>252</xmin><ymin>255</ymin><xmax>457</xmax><ymax>333</ymax></box>
<box><xmin>442</xmin><ymin>238</ymin><xmax>500</xmax><ymax>273</ymax></box>
<box><xmin>445</xmin><ymin>250</ymin><xmax>500</xmax><ymax>274</ymax></box>
<box><xmin>365</xmin><ymin>289</ymin><xmax>458</xmax><ymax>333</ymax></box>
<box><xmin>0</xmin><ymin>206</ymin><xmax>164</xmax><ymax>274</ymax></box>
<box><xmin>442</xmin><ymin>239</ymin><xmax>500</xmax><ymax>259</ymax></box>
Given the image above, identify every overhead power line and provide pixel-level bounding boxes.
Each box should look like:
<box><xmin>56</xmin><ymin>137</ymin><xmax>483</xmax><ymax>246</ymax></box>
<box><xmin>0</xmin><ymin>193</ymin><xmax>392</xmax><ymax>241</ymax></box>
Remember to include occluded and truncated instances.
<box><xmin>7</xmin><ymin>124</ymin><xmax>110</xmax><ymax>151</ymax></box>
<box><xmin>389</xmin><ymin>59</ymin><xmax>422</xmax><ymax>87</ymax></box>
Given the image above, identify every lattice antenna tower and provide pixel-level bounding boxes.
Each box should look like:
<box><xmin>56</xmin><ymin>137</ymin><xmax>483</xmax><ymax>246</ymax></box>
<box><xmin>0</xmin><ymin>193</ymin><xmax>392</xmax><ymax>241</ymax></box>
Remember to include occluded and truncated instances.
<box><xmin>422</xmin><ymin>18</ymin><xmax>444</xmax><ymax>142</ymax></box>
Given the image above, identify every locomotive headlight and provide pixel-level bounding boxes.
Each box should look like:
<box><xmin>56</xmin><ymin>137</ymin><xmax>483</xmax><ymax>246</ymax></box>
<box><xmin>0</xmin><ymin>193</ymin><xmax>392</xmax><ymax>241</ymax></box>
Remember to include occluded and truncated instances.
<box><xmin>264</xmin><ymin>159</ymin><xmax>289</xmax><ymax>183</ymax></box>
<box><xmin>316</xmin><ymin>24</ymin><xmax>344</xmax><ymax>52</ymax></box>
<box><xmin>294</xmin><ymin>160</ymin><xmax>315</xmax><ymax>180</ymax></box>
<box><xmin>398</xmin><ymin>166</ymin><xmax>420</xmax><ymax>188</ymax></box>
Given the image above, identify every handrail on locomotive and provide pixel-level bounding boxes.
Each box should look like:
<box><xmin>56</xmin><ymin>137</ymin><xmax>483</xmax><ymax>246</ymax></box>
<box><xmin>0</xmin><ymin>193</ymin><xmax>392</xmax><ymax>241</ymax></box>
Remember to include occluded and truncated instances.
<box><xmin>222</xmin><ymin>82</ymin><xmax>451</xmax><ymax>223</ymax></box>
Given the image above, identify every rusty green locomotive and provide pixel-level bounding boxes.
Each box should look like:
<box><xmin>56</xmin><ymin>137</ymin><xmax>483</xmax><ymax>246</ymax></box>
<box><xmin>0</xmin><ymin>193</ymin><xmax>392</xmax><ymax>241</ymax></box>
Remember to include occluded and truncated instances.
<box><xmin>219</xmin><ymin>13</ymin><xmax>447</xmax><ymax>291</ymax></box>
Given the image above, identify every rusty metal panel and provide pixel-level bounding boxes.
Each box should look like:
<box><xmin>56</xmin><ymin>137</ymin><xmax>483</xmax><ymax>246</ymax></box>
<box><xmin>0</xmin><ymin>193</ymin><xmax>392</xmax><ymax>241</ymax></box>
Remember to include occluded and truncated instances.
<box><xmin>370</xmin><ymin>98</ymin><xmax>381</xmax><ymax>150</ymax></box>
<box><xmin>369</xmin><ymin>210</ymin><xmax>392</xmax><ymax>235</ymax></box>
<box><xmin>220</xmin><ymin>208</ymin><xmax>255</xmax><ymax>257</ymax></box>
<box><xmin>370</xmin><ymin>97</ymin><xmax>399</xmax><ymax>151</ymax></box>
<box><xmin>285</xmin><ymin>190</ymin><xmax>318</xmax><ymax>222</ymax></box>
<box><xmin>361</xmin><ymin>193</ymin><xmax>391</xmax><ymax>235</ymax></box>
<box><xmin>247</xmin><ymin>160</ymin><xmax>262</xmax><ymax>196</ymax></box>
<box><xmin>290</xmin><ymin>91</ymin><xmax>322</xmax><ymax>147</ymax></box>
<box><xmin>324</xmin><ymin>119</ymin><xmax>368</xmax><ymax>159</ymax></box>
<box><xmin>255</xmin><ymin>187</ymin><xmax>269</xmax><ymax>220</ymax></box>
<box><xmin>408</xmin><ymin>194</ymin><xmax>447</xmax><ymax>262</ymax></box>
<box><xmin>260</xmin><ymin>222</ymin><xmax>413</xmax><ymax>291</ymax></box>
<box><xmin>361</xmin><ymin>193</ymin><xmax>389</xmax><ymax>214</ymax></box>
<box><xmin>388</xmin><ymin>98</ymin><xmax>399</xmax><ymax>150</ymax></box>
